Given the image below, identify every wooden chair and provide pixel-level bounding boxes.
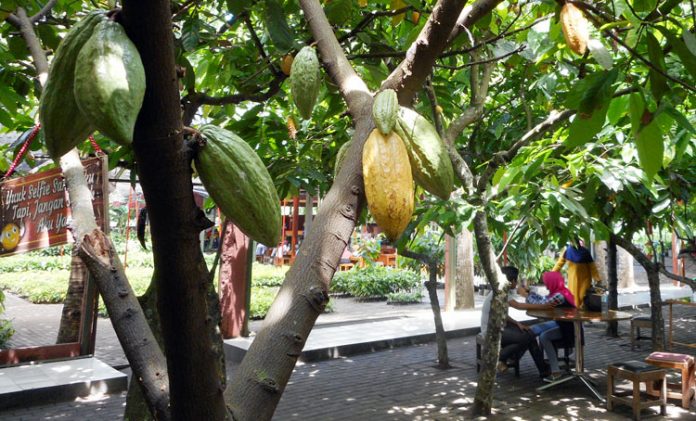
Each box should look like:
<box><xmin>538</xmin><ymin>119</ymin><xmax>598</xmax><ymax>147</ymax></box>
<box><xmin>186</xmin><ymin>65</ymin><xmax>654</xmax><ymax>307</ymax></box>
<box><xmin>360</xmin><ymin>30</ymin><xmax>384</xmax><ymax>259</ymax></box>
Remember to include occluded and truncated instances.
<box><xmin>645</xmin><ymin>351</ymin><xmax>695</xmax><ymax>409</ymax></box>
<box><xmin>607</xmin><ymin>361</ymin><xmax>667</xmax><ymax>420</ymax></box>
<box><xmin>476</xmin><ymin>333</ymin><xmax>519</xmax><ymax>377</ymax></box>
<box><xmin>630</xmin><ymin>315</ymin><xmax>652</xmax><ymax>351</ymax></box>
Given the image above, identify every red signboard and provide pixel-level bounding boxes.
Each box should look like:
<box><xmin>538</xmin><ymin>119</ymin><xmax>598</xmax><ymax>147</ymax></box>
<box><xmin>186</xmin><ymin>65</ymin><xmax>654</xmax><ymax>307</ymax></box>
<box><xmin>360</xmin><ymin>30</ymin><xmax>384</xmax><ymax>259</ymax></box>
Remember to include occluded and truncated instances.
<box><xmin>0</xmin><ymin>156</ymin><xmax>107</xmax><ymax>257</ymax></box>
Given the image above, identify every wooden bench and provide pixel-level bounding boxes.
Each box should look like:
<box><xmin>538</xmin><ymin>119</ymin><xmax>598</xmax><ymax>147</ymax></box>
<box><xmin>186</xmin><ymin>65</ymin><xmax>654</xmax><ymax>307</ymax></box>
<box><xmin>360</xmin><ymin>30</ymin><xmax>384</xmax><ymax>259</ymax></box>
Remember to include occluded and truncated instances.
<box><xmin>645</xmin><ymin>351</ymin><xmax>695</xmax><ymax>409</ymax></box>
<box><xmin>630</xmin><ymin>315</ymin><xmax>652</xmax><ymax>351</ymax></box>
<box><xmin>607</xmin><ymin>361</ymin><xmax>667</xmax><ymax>420</ymax></box>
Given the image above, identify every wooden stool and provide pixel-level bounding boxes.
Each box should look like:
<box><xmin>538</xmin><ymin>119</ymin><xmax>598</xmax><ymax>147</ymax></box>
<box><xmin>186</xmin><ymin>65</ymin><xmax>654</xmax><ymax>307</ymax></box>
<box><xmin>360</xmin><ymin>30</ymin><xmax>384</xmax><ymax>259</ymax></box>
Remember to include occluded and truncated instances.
<box><xmin>476</xmin><ymin>333</ymin><xmax>519</xmax><ymax>377</ymax></box>
<box><xmin>607</xmin><ymin>361</ymin><xmax>667</xmax><ymax>420</ymax></box>
<box><xmin>630</xmin><ymin>315</ymin><xmax>652</xmax><ymax>351</ymax></box>
<box><xmin>645</xmin><ymin>352</ymin><xmax>695</xmax><ymax>409</ymax></box>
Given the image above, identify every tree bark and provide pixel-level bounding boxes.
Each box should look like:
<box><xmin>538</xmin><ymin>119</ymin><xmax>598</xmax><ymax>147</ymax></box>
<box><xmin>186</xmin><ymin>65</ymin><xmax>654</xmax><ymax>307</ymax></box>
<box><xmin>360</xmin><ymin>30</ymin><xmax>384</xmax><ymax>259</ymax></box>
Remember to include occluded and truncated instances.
<box><xmin>455</xmin><ymin>229</ymin><xmax>475</xmax><ymax>309</ymax></box>
<box><xmin>56</xmin><ymin>254</ymin><xmax>88</xmax><ymax>343</ymax></box>
<box><xmin>226</xmin><ymin>115</ymin><xmax>371</xmax><ymax>420</ymax></box>
<box><xmin>611</xmin><ymin>234</ymin><xmax>665</xmax><ymax>351</ymax></box>
<box><xmin>618</xmin><ymin>246</ymin><xmax>636</xmax><ymax>289</ymax></box>
<box><xmin>120</xmin><ymin>2</ymin><xmax>227</xmax><ymax>419</ymax></box>
<box><xmin>78</xmin><ymin>230</ymin><xmax>170</xmax><ymax>420</ymax></box>
<box><xmin>402</xmin><ymin>249</ymin><xmax>449</xmax><ymax>368</ymax></box>
<box><xmin>606</xmin><ymin>238</ymin><xmax>618</xmax><ymax>337</ymax></box>
<box><xmin>594</xmin><ymin>241</ymin><xmax>608</xmax><ymax>281</ymax></box>
<box><xmin>426</xmin><ymin>260</ymin><xmax>449</xmax><ymax>368</ymax></box>
<box><xmin>471</xmin><ymin>211</ymin><xmax>507</xmax><ymax>416</ymax></box>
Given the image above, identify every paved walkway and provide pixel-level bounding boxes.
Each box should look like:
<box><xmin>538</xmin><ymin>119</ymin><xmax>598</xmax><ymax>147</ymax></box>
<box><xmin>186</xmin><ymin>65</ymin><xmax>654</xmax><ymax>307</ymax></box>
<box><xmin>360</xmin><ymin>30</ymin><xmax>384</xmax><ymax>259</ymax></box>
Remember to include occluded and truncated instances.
<box><xmin>1</xmin><ymin>261</ymin><xmax>695</xmax><ymax>419</ymax></box>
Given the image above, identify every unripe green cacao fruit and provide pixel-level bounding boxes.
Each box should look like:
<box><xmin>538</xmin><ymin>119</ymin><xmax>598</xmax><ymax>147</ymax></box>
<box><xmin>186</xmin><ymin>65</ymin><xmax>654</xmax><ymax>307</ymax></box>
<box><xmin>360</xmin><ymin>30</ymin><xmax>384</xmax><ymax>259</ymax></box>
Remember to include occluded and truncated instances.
<box><xmin>74</xmin><ymin>20</ymin><xmax>145</xmax><ymax>146</ymax></box>
<box><xmin>290</xmin><ymin>47</ymin><xmax>321</xmax><ymax>120</ymax></box>
<box><xmin>363</xmin><ymin>129</ymin><xmax>414</xmax><ymax>241</ymax></box>
<box><xmin>372</xmin><ymin>89</ymin><xmax>398</xmax><ymax>135</ymax></box>
<box><xmin>39</xmin><ymin>11</ymin><xmax>105</xmax><ymax>159</ymax></box>
<box><xmin>334</xmin><ymin>140</ymin><xmax>352</xmax><ymax>178</ymax></box>
<box><xmin>194</xmin><ymin>125</ymin><xmax>282</xmax><ymax>247</ymax></box>
<box><xmin>393</xmin><ymin>107</ymin><xmax>454</xmax><ymax>200</ymax></box>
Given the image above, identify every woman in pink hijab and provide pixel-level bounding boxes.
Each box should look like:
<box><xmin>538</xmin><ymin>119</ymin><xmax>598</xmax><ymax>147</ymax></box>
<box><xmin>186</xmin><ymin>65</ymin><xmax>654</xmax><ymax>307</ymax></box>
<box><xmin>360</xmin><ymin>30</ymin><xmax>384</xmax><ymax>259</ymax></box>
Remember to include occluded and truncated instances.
<box><xmin>510</xmin><ymin>271</ymin><xmax>576</xmax><ymax>381</ymax></box>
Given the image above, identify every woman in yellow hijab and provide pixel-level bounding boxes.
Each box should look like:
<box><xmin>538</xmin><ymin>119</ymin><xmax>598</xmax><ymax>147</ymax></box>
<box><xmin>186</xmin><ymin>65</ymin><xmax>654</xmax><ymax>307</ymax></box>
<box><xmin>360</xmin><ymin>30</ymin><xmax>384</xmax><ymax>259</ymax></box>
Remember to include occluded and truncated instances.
<box><xmin>552</xmin><ymin>240</ymin><xmax>603</xmax><ymax>308</ymax></box>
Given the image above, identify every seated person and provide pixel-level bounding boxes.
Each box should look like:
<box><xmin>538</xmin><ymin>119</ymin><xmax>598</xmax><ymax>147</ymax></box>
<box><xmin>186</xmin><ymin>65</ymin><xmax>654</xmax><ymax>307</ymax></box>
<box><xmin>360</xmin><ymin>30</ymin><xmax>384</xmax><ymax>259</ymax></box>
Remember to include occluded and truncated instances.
<box><xmin>510</xmin><ymin>271</ymin><xmax>576</xmax><ymax>382</ymax></box>
<box><xmin>481</xmin><ymin>266</ymin><xmax>548</xmax><ymax>377</ymax></box>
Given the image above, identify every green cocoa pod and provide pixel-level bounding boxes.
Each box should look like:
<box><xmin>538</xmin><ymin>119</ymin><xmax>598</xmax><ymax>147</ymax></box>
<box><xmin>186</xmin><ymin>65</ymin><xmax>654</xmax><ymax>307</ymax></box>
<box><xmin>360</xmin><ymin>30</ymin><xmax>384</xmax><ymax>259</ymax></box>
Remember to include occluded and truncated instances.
<box><xmin>333</xmin><ymin>140</ymin><xmax>352</xmax><ymax>178</ymax></box>
<box><xmin>39</xmin><ymin>11</ymin><xmax>105</xmax><ymax>159</ymax></box>
<box><xmin>74</xmin><ymin>20</ymin><xmax>145</xmax><ymax>146</ymax></box>
<box><xmin>393</xmin><ymin>107</ymin><xmax>454</xmax><ymax>200</ymax></box>
<box><xmin>195</xmin><ymin>125</ymin><xmax>282</xmax><ymax>246</ymax></box>
<box><xmin>372</xmin><ymin>89</ymin><xmax>398</xmax><ymax>135</ymax></box>
<box><xmin>290</xmin><ymin>46</ymin><xmax>321</xmax><ymax>120</ymax></box>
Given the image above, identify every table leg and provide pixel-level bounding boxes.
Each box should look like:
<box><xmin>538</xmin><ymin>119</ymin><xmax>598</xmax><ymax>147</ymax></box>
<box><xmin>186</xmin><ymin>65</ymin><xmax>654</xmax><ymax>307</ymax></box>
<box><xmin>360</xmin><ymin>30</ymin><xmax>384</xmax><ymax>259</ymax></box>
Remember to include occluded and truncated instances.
<box><xmin>575</xmin><ymin>320</ymin><xmax>583</xmax><ymax>374</ymax></box>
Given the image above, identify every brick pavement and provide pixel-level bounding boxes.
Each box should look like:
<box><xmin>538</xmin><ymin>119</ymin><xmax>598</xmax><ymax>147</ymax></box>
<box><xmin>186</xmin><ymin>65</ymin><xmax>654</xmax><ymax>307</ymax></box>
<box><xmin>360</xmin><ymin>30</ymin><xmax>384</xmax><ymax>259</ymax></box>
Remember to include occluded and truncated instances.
<box><xmin>2</xmin><ymin>309</ymin><xmax>696</xmax><ymax>420</ymax></box>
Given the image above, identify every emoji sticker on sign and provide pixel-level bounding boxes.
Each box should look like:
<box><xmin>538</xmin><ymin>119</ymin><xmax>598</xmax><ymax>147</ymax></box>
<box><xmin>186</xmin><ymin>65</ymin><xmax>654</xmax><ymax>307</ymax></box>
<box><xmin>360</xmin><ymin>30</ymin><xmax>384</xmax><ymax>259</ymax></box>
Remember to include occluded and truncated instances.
<box><xmin>1</xmin><ymin>222</ymin><xmax>24</xmax><ymax>252</ymax></box>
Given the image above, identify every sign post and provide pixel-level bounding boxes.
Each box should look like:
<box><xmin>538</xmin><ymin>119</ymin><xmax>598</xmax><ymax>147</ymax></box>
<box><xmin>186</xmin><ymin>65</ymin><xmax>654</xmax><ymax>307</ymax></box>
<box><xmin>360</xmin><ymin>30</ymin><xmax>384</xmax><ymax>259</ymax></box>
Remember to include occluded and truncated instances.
<box><xmin>0</xmin><ymin>155</ymin><xmax>108</xmax><ymax>364</ymax></box>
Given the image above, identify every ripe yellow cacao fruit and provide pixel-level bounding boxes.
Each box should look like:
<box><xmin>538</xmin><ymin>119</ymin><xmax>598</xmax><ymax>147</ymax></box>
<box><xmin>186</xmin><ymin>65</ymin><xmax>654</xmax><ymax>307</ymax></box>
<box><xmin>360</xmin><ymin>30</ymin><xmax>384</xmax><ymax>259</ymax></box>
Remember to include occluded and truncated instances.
<box><xmin>393</xmin><ymin>107</ymin><xmax>454</xmax><ymax>200</ymax></box>
<box><xmin>372</xmin><ymin>89</ymin><xmax>398</xmax><ymax>135</ymax></box>
<box><xmin>194</xmin><ymin>125</ymin><xmax>282</xmax><ymax>246</ymax></box>
<box><xmin>39</xmin><ymin>11</ymin><xmax>105</xmax><ymax>159</ymax></box>
<box><xmin>290</xmin><ymin>47</ymin><xmax>322</xmax><ymax>120</ymax></box>
<box><xmin>363</xmin><ymin>129</ymin><xmax>414</xmax><ymax>241</ymax></box>
<box><xmin>560</xmin><ymin>3</ymin><xmax>589</xmax><ymax>55</ymax></box>
<box><xmin>74</xmin><ymin>19</ymin><xmax>146</xmax><ymax>146</ymax></box>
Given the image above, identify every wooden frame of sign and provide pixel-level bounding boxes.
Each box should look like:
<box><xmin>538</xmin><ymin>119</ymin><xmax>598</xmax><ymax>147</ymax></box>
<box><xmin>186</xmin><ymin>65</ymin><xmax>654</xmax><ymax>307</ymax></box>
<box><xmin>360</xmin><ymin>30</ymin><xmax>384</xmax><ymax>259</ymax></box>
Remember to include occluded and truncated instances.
<box><xmin>0</xmin><ymin>155</ymin><xmax>109</xmax><ymax>365</ymax></box>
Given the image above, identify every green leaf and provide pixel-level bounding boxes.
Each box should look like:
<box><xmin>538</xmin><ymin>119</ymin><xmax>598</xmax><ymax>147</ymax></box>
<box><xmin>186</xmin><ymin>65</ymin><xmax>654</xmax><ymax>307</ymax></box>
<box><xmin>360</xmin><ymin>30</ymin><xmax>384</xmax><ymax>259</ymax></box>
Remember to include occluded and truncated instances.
<box><xmin>181</xmin><ymin>18</ymin><xmax>202</xmax><ymax>51</ymax></box>
<box><xmin>635</xmin><ymin>119</ymin><xmax>663</xmax><ymax>179</ymax></box>
<box><xmin>629</xmin><ymin>93</ymin><xmax>644</xmax><ymax>135</ymax></box>
<box><xmin>264</xmin><ymin>0</ymin><xmax>295</xmax><ymax>53</ymax></box>
<box><xmin>564</xmin><ymin>103</ymin><xmax>610</xmax><ymax>149</ymax></box>
<box><xmin>664</xmin><ymin>106</ymin><xmax>696</xmax><ymax>134</ymax></box>
<box><xmin>607</xmin><ymin>95</ymin><xmax>629</xmax><ymax>125</ymax></box>
<box><xmin>646</xmin><ymin>32</ymin><xmax>668</xmax><ymax>101</ymax></box>
<box><xmin>684</xmin><ymin>29</ymin><xmax>696</xmax><ymax>56</ymax></box>
<box><xmin>566</xmin><ymin>69</ymin><xmax>618</xmax><ymax>115</ymax></box>
<box><xmin>654</xmin><ymin>26</ymin><xmax>696</xmax><ymax>81</ymax></box>
<box><xmin>227</xmin><ymin>0</ymin><xmax>251</xmax><ymax>15</ymax></box>
<box><xmin>325</xmin><ymin>0</ymin><xmax>353</xmax><ymax>26</ymax></box>
<box><xmin>632</xmin><ymin>0</ymin><xmax>656</xmax><ymax>13</ymax></box>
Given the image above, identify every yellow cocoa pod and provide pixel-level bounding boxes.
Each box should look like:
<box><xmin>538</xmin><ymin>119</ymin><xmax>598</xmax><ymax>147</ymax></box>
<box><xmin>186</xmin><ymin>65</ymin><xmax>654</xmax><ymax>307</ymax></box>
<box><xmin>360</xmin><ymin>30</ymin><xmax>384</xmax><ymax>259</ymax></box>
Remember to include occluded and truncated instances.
<box><xmin>363</xmin><ymin>129</ymin><xmax>414</xmax><ymax>241</ymax></box>
<box><xmin>280</xmin><ymin>54</ymin><xmax>293</xmax><ymax>76</ymax></box>
<box><xmin>560</xmin><ymin>3</ymin><xmax>589</xmax><ymax>55</ymax></box>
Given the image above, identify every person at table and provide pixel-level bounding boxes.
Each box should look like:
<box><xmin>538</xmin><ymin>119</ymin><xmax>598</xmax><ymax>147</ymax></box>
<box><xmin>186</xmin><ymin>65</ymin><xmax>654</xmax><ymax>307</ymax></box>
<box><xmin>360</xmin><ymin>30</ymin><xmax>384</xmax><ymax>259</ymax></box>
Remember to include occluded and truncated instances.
<box><xmin>480</xmin><ymin>266</ymin><xmax>549</xmax><ymax>377</ymax></box>
<box><xmin>552</xmin><ymin>239</ymin><xmax>602</xmax><ymax>308</ymax></box>
<box><xmin>509</xmin><ymin>271</ymin><xmax>576</xmax><ymax>381</ymax></box>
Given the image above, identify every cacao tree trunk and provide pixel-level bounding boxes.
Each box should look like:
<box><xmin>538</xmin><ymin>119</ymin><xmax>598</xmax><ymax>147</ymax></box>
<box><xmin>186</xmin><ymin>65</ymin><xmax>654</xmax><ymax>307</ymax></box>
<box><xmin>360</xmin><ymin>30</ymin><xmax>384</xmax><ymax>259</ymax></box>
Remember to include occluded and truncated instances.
<box><xmin>612</xmin><ymin>234</ymin><xmax>665</xmax><ymax>351</ymax></box>
<box><xmin>426</xmin><ymin>260</ymin><xmax>450</xmax><ymax>368</ymax></box>
<box><xmin>402</xmin><ymin>249</ymin><xmax>449</xmax><ymax>368</ymax></box>
<box><xmin>472</xmin><ymin>210</ymin><xmax>507</xmax><ymax>416</ymax></box>
<box><xmin>121</xmin><ymin>2</ymin><xmax>227</xmax><ymax>419</ymax></box>
<box><xmin>618</xmin><ymin>246</ymin><xmax>636</xmax><ymax>289</ymax></box>
<box><xmin>226</xmin><ymin>115</ymin><xmax>372</xmax><ymax>420</ymax></box>
<box><xmin>56</xmin><ymin>254</ymin><xmax>88</xmax><ymax>343</ymax></box>
<box><xmin>606</xmin><ymin>238</ymin><xmax>618</xmax><ymax>337</ymax></box>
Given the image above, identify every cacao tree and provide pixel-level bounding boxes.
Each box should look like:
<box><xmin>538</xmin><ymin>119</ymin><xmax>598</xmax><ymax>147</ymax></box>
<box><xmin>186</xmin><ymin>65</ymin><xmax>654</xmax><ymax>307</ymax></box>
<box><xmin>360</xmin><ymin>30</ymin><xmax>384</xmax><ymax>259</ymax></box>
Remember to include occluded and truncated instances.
<box><xmin>1</xmin><ymin>0</ymin><xmax>694</xmax><ymax>419</ymax></box>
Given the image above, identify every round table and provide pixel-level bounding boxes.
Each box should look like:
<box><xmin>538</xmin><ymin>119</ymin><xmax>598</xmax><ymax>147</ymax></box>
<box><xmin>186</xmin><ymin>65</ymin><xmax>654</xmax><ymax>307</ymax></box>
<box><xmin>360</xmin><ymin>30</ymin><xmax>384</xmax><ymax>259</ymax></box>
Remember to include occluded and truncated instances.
<box><xmin>527</xmin><ymin>308</ymin><xmax>633</xmax><ymax>401</ymax></box>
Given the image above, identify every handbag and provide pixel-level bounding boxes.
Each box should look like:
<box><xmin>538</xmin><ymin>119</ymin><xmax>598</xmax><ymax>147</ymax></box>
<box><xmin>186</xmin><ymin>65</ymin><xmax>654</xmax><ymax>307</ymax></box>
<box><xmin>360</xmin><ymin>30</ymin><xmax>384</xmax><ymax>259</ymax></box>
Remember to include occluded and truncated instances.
<box><xmin>584</xmin><ymin>286</ymin><xmax>605</xmax><ymax>311</ymax></box>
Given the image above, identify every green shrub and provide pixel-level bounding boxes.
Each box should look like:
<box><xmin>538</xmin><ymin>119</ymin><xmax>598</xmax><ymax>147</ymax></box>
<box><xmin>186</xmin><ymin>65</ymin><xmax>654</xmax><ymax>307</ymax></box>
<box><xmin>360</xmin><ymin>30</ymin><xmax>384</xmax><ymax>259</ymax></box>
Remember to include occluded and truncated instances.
<box><xmin>252</xmin><ymin>275</ymin><xmax>284</xmax><ymax>288</ymax></box>
<box><xmin>386</xmin><ymin>290</ymin><xmax>423</xmax><ymax>304</ymax></box>
<box><xmin>330</xmin><ymin>266</ymin><xmax>421</xmax><ymax>299</ymax></box>
<box><xmin>0</xmin><ymin>290</ymin><xmax>13</xmax><ymax>347</ymax></box>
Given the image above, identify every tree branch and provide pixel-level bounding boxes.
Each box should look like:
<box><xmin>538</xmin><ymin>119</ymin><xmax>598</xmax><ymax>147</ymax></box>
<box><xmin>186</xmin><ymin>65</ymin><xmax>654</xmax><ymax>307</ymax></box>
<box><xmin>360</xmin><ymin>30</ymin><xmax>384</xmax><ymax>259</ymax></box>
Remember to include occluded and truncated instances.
<box><xmin>477</xmin><ymin>109</ymin><xmax>575</xmax><ymax>192</ymax></box>
<box><xmin>435</xmin><ymin>45</ymin><xmax>526</xmax><ymax>70</ymax></box>
<box><xmin>9</xmin><ymin>8</ymin><xmax>50</xmax><ymax>86</ymax></box>
<box><xmin>659</xmin><ymin>266</ymin><xmax>695</xmax><ymax>288</ymax></box>
<box><xmin>30</xmin><ymin>0</ymin><xmax>57</xmax><ymax>23</ymax></box>
<box><xmin>299</xmin><ymin>0</ymin><xmax>372</xmax><ymax>117</ymax></box>
<box><xmin>424</xmin><ymin>78</ymin><xmax>445</xmax><ymax>136</ymax></box>
<box><xmin>244</xmin><ymin>14</ymin><xmax>281</xmax><ymax>77</ymax></box>
<box><xmin>337</xmin><ymin>7</ymin><xmax>412</xmax><ymax>43</ymax></box>
<box><xmin>447</xmin><ymin>0</ymin><xmax>503</xmax><ymax>45</ymax></box>
<box><xmin>381</xmin><ymin>0</ymin><xmax>469</xmax><ymax>105</ymax></box>
<box><xmin>401</xmin><ymin>248</ymin><xmax>435</xmax><ymax>266</ymax></box>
